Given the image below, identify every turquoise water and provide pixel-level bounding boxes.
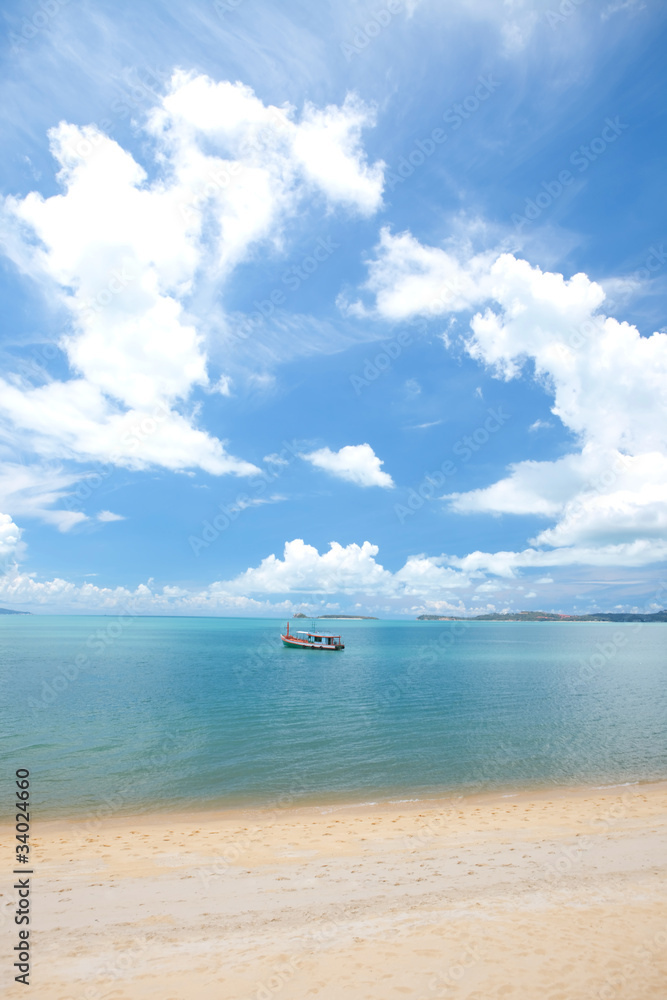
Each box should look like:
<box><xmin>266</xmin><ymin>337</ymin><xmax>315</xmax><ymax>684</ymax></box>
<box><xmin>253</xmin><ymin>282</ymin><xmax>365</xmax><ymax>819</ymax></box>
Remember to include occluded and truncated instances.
<box><xmin>1</xmin><ymin>616</ymin><xmax>666</xmax><ymax>818</ymax></box>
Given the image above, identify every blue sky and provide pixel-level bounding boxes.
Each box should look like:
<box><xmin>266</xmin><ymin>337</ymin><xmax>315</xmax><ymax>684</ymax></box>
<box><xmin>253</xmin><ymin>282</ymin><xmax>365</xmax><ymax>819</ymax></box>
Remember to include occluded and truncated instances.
<box><xmin>1</xmin><ymin>0</ymin><xmax>666</xmax><ymax>616</ymax></box>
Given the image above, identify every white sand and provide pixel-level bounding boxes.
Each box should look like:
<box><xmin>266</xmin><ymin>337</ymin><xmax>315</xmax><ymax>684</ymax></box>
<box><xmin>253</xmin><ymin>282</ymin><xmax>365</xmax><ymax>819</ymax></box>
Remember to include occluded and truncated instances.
<box><xmin>3</xmin><ymin>782</ymin><xmax>666</xmax><ymax>999</ymax></box>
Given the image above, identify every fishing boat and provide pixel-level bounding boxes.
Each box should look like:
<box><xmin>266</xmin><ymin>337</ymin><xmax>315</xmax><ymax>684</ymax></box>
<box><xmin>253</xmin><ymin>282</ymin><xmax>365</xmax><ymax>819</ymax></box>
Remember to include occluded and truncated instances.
<box><xmin>281</xmin><ymin>621</ymin><xmax>345</xmax><ymax>650</ymax></box>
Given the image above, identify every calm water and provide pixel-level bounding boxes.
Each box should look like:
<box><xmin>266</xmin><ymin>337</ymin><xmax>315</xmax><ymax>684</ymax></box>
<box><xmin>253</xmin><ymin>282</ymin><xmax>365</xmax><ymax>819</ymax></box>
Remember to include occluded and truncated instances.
<box><xmin>0</xmin><ymin>616</ymin><xmax>665</xmax><ymax>818</ymax></box>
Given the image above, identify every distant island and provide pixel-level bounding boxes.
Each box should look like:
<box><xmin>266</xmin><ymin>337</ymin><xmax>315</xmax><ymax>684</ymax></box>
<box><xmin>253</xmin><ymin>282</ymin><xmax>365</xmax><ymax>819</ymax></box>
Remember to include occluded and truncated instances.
<box><xmin>416</xmin><ymin>610</ymin><xmax>667</xmax><ymax>623</ymax></box>
<box><xmin>318</xmin><ymin>614</ymin><xmax>378</xmax><ymax>620</ymax></box>
<box><xmin>292</xmin><ymin>612</ymin><xmax>378</xmax><ymax>620</ymax></box>
<box><xmin>0</xmin><ymin>607</ymin><xmax>30</xmax><ymax>615</ymax></box>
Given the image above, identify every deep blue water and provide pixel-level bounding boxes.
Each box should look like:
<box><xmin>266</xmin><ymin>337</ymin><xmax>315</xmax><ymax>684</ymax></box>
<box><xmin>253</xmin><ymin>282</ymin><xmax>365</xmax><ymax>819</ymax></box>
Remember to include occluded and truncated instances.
<box><xmin>0</xmin><ymin>616</ymin><xmax>665</xmax><ymax>817</ymax></box>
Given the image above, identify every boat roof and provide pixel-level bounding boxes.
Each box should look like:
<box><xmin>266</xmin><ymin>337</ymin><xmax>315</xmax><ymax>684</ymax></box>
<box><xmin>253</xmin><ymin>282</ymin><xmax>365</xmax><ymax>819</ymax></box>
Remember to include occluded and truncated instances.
<box><xmin>295</xmin><ymin>630</ymin><xmax>341</xmax><ymax>637</ymax></box>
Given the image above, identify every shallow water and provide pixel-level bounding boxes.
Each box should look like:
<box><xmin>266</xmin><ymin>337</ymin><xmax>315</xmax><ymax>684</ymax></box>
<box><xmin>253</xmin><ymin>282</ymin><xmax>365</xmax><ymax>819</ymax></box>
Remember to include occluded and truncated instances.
<box><xmin>1</xmin><ymin>616</ymin><xmax>665</xmax><ymax>817</ymax></box>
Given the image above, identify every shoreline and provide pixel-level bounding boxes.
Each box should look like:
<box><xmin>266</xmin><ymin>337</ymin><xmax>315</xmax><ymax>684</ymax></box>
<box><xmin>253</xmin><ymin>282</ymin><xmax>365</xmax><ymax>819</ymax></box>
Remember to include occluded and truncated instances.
<box><xmin>17</xmin><ymin>775</ymin><xmax>667</xmax><ymax>828</ymax></box>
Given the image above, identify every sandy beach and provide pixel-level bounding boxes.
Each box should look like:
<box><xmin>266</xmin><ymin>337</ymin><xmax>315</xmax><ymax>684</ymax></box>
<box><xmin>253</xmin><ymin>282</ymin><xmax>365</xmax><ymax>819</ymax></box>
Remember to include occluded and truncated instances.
<box><xmin>4</xmin><ymin>782</ymin><xmax>666</xmax><ymax>999</ymax></box>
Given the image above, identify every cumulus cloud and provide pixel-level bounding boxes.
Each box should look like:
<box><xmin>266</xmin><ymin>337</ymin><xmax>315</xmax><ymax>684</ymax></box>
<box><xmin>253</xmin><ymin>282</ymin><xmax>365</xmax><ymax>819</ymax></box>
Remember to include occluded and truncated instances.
<box><xmin>340</xmin><ymin>226</ymin><xmax>492</xmax><ymax>319</ymax></box>
<box><xmin>0</xmin><ymin>72</ymin><xmax>385</xmax><ymax>524</ymax></box>
<box><xmin>0</xmin><ymin>569</ymin><xmax>298</xmax><ymax>616</ymax></box>
<box><xmin>354</xmin><ymin>230</ymin><xmax>667</xmax><ymax>573</ymax></box>
<box><xmin>225</xmin><ymin>538</ymin><xmax>397</xmax><ymax>594</ymax></box>
<box><xmin>290</xmin><ymin>94</ymin><xmax>385</xmax><ymax>215</ymax></box>
<box><xmin>222</xmin><ymin>539</ymin><xmax>470</xmax><ymax>598</ymax></box>
<box><xmin>0</xmin><ymin>538</ymin><xmax>469</xmax><ymax>611</ymax></box>
<box><xmin>2</xmin><ymin>532</ymin><xmax>662</xmax><ymax>614</ymax></box>
<box><xmin>302</xmin><ymin>443</ymin><xmax>394</xmax><ymax>488</ymax></box>
<box><xmin>0</xmin><ymin>513</ymin><xmax>22</xmax><ymax>569</ymax></box>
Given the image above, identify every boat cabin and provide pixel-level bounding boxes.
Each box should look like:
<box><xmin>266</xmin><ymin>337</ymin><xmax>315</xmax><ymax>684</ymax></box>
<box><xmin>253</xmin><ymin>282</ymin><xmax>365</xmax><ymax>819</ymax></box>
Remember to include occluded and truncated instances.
<box><xmin>297</xmin><ymin>630</ymin><xmax>341</xmax><ymax>646</ymax></box>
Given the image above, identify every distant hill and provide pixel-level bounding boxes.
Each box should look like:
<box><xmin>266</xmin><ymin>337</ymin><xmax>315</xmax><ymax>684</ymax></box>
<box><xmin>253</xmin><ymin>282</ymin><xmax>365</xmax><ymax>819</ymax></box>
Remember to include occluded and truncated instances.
<box><xmin>293</xmin><ymin>612</ymin><xmax>378</xmax><ymax>620</ymax></box>
<box><xmin>0</xmin><ymin>607</ymin><xmax>30</xmax><ymax>615</ymax></box>
<box><xmin>417</xmin><ymin>610</ymin><xmax>667</xmax><ymax>623</ymax></box>
<box><xmin>318</xmin><ymin>614</ymin><xmax>379</xmax><ymax>620</ymax></box>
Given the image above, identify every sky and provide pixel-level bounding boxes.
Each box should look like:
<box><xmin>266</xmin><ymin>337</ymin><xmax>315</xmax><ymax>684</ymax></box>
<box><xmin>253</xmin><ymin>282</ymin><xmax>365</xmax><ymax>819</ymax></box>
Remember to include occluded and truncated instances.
<box><xmin>0</xmin><ymin>0</ymin><xmax>666</xmax><ymax>617</ymax></box>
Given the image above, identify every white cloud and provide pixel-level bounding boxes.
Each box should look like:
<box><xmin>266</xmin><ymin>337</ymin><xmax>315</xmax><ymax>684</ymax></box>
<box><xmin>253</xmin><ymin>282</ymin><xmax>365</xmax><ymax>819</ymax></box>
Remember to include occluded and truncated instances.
<box><xmin>263</xmin><ymin>452</ymin><xmax>289</xmax><ymax>467</ymax></box>
<box><xmin>97</xmin><ymin>510</ymin><xmax>125</xmax><ymax>522</ymax></box>
<box><xmin>0</xmin><ymin>513</ymin><xmax>22</xmax><ymax>569</ymax></box>
<box><xmin>529</xmin><ymin>419</ymin><xmax>552</xmax><ymax>431</ymax></box>
<box><xmin>0</xmin><ymin>72</ymin><xmax>385</xmax><ymax>524</ymax></box>
<box><xmin>357</xmin><ymin>231</ymin><xmax>667</xmax><ymax>570</ymax></box>
<box><xmin>0</xmin><ymin>462</ymin><xmax>87</xmax><ymax>532</ymax></box>
<box><xmin>601</xmin><ymin>0</ymin><xmax>646</xmax><ymax>21</ymax></box>
<box><xmin>341</xmin><ymin>226</ymin><xmax>492</xmax><ymax>320</ymax></box>
<box><xmin>227</xmin><ymin>494</ymin><xmax>286</xmax><ymax>513</ymax></box>
<box><xmin>446</xmin><ymin>540</ymin><xmax>667</xmax><ymax>578</ymax></box>
<box><xmin>393</xmin><ymin>554</ymin><xmax>468</xmax><ymax>593</ymax></box>
<box><xmin>446</xmin><ymin>450</ymin><xmax>601</xmax><ymax>518</ymax></box>
<box><xmin>533</xmin><ymin>464</ymin><xmax>667</xmax><ymax>547</ymax></box>
<box><xmin>212</xmin><ymin>375</ymin><xmax>232</xmax><ymax>396</ymax></box>
<box><xmin>0</xmin><ymin>569</ymin><xmax>298</xmax><ymax>616</ymax></box>
<box><xmin>1</xmin><ymin>533</ymin><xmax>663</xmax><ymax>614</ymax></box>
<box><xmin>408</xmin><ymin>420</ymin><xmax>442</xmax><ymax>430</ymax></box>
<box><xmin>224</xmin><ymin>540</ymin><xmax>468</xmax><ymax>599</ymax></box>
<box><xmin>225</xmin><ymin>538</ymin><xmax>397</xmax><ymax>594</ymax></box>
<box><xmin>0</xmin><ymin>381</ymin><xmax>258</xmax><ymax>477</ymax></box>
<box><xmin>302</xmin><ymin>443</ymin><xmax>394</xmax><ymax>488</ymax></box>
<box><xmin>291</xmin><ymin>95</ymin><xmax>384</xmax><ymax>216</ymax></box>
<box><xmin>0</xmin><ymin>538</ymin><xmax>428</xmax><ymax>611</ymax></box>
<box><xmin>410</xmin><ymin>0</ymin><xmax>543</xmax><ymax>54</ymax></box>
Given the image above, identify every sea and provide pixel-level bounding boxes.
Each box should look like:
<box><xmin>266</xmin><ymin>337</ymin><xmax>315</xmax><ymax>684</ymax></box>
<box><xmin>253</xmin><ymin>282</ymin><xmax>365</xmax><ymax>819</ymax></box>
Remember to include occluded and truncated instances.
<box><xmin>1</xmin><ymin>615</ymin><xmax>666</xmax><ymax>819</ymax></box>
